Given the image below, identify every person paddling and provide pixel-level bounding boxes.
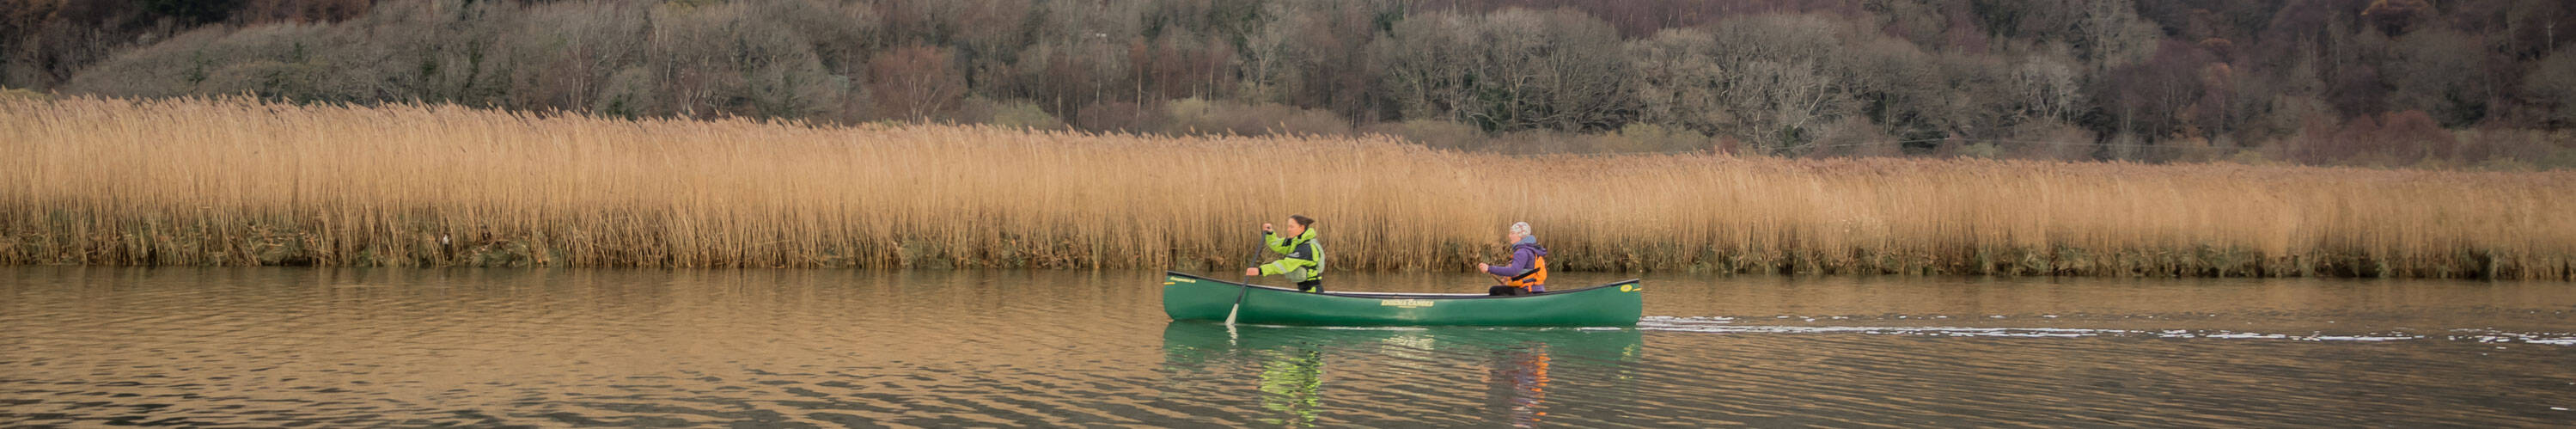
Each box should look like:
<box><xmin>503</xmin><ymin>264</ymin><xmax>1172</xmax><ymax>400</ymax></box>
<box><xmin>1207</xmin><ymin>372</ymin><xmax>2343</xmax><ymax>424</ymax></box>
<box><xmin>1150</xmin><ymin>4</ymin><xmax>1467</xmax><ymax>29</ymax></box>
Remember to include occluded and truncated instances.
<box><xmin>1477</xmin><ymin>222</ymin><xmax>1549</xmax><ymax>296</ymax></box>
<box><xmin>1245</xmin><ymin>214</ymin><xmax>1326</xmax><ymax>292</ymax></box>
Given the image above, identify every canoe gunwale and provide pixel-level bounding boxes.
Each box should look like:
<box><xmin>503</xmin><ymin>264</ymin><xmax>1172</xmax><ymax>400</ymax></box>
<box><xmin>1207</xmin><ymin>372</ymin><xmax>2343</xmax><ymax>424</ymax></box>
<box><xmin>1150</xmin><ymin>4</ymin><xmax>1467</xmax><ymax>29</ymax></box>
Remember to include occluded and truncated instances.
<box><xmin>1163</xmin><ymin>271</ymin><xmax>1639</xmax><ymax>299</ymax></box>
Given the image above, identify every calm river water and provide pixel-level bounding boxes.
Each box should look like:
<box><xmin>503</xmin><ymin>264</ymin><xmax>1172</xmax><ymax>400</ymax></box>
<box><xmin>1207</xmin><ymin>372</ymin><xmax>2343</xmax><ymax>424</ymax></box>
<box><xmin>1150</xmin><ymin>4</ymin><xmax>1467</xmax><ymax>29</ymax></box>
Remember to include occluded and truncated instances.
<box><xmin>3</xmin><ymin>267</ymin><xmax>2573</xmax><ymax>426</ymax></box>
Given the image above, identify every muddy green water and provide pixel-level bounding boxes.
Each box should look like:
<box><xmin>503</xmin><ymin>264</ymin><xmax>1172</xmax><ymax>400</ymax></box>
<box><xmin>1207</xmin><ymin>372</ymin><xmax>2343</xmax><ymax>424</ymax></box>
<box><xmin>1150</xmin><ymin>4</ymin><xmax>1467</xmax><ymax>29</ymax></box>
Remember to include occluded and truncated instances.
<box><xmin>3</xmin><ymin>267</ymin><xmax>2573</xmax><ymax>427</ymax></box>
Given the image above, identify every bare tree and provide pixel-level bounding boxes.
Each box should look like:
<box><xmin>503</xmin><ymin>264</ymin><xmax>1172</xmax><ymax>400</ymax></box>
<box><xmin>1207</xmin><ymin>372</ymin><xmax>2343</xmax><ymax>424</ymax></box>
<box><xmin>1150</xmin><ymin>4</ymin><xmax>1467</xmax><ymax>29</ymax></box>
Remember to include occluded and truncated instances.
<box><xmin>1627</xmin><ymin>28</ymin><xmax>1723</xmax><ymax>136</ymax></box>
<box><xmin>2384</xmin><ymin>28</ymin><xmax>2494</xmax><ymax>126</ymax></box>
<box><xmin>2009</xmin><ymin>52</ymin><xmax>2084</xmax><ymax>122</ymax></box>
<box><xmin>2524</xmin><ymin>47</ymin><xmax>2576</xmax><ymax>128</ymax></box>
<box><xmin>1374</xmin><ymin>8</ymin><xmax>1630</xmax><ymax>133</ymax></box>
<box><xmin>2075</xmin><ymin>0</ymin><xmax>2158</xmax><ymax>71</ymax></box>
<box><xmin>1629</xmin><ymin>14</ymin><xmax>1853</xmax><ymax>154</ymax></box>
<box><xmin>870</xmin><ymin>45</ymin><xmax>967</xmax><ymax>121</ymax></box>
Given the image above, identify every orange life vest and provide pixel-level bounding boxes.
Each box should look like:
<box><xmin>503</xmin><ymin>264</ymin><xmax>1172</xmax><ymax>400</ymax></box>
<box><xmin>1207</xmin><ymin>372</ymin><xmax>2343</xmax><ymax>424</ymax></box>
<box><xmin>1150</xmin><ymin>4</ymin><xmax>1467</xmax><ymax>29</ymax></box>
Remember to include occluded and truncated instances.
<box><xmin>1502</xmin><ymin>256</ymin><xmax>1547</xmax><ymax>289</ymax></box>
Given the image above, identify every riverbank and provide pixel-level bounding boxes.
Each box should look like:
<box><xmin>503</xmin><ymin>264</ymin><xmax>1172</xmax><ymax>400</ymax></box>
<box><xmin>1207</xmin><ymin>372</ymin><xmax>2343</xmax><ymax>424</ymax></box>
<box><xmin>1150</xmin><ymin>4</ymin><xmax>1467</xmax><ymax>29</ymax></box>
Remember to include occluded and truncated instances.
<box><xmin>3</xmin><ymin>96</ymin><xmax>2571</xmax><ymax>279</ymax></box>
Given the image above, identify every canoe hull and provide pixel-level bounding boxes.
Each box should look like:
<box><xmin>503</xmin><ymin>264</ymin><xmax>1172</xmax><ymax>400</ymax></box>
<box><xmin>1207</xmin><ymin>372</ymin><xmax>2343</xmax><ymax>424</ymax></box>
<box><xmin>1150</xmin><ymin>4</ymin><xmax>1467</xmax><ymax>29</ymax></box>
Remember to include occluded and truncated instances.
<box><xmin>1160</xmin><ymin>272</ymin><xmax>1643</xmax><ymax>327</ymax></box>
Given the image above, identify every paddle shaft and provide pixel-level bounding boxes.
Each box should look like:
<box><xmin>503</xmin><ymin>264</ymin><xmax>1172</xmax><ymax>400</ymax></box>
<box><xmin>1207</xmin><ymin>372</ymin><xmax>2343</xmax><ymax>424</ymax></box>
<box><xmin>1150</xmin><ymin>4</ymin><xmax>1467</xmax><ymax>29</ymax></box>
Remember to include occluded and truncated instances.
<box><xmin>1223</xmin><ymin>282</ymin><xmax>1248</xmax><ymax>325</ymax></box>
<box><xmin>1227</xmin><ymin>229</ymin><xmax>1261</xmax><ymax>325</ymax></box>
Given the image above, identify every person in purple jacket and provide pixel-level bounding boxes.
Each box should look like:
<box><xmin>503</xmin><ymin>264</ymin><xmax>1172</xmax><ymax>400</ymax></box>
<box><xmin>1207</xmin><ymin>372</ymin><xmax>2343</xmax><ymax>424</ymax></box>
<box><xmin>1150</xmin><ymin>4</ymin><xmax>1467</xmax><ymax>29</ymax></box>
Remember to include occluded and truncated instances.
<box><xmin>1476</xmin><ymin>222</ymin><xmax>1550</xmax><ymax>296</ymax></box>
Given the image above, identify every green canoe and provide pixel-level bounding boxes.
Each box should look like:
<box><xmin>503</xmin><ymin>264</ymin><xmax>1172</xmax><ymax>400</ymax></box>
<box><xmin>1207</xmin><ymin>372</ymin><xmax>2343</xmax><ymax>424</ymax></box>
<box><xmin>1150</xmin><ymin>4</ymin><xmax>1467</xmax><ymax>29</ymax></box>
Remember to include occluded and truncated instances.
<box><xmin>1160</xmin><ymin>271</ymin><xmax>1643</xmax><ymax>327</ymax></box>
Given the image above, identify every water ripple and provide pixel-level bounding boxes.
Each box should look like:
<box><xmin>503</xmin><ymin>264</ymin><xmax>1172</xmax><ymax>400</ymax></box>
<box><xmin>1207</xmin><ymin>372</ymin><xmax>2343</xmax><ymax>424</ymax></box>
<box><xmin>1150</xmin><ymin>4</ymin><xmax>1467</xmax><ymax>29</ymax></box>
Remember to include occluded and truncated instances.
<box><xmin>1639</xmin><ymin>316</ymin><xmax>2576</xmax><ymax>346</ymax></box>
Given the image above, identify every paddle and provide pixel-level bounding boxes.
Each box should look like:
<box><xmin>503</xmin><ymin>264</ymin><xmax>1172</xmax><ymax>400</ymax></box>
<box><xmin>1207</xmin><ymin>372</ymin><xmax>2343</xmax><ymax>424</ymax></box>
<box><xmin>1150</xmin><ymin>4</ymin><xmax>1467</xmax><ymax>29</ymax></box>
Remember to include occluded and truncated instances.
<box><xmin>1225</xmin><ymin>228</ymin><xmax>1261</xmax><ymax>326</ymax></box>
<box><xmin>1224</xmin><ymin>279</ymin><xmax>1248</xmax><ymax>325</ymax></box>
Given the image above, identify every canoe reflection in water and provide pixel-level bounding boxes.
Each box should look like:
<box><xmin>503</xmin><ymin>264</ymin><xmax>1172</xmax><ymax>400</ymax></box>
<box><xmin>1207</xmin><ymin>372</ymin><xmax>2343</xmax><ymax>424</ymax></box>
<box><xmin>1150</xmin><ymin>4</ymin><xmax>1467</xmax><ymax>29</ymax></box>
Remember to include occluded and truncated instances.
<box><xmin>1161</xmin><ymin>322</ymin><xmax>1642</xmax><ymax>426</ymax></box>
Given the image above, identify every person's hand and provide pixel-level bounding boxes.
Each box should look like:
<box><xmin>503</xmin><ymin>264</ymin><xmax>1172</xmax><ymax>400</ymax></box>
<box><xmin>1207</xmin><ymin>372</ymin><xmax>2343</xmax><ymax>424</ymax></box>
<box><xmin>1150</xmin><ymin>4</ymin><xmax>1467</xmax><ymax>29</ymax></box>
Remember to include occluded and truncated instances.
<box><xmin>1261</xmin><ymin>223</ymin><xmax>1274</xmax><ymax>233</ymax></box>
<box><xmin>1244</xmin><ymin>267</ymin><xmax>1261</xmax><ymax>276</ymax></box>
<box><xmin>1476</xmin><ymin>262</ymin><xmax>1490</xmax><ymax>273</ymax></box>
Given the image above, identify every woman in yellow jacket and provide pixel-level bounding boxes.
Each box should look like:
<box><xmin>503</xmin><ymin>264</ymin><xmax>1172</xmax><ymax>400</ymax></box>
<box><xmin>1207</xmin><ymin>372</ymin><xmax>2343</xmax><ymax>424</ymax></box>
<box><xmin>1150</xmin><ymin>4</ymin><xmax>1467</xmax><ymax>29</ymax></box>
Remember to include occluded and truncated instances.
<box><xmin>1243</xmin><ymin>214</ymin><xmax>1325</xmax><ymax>292</ymax></box>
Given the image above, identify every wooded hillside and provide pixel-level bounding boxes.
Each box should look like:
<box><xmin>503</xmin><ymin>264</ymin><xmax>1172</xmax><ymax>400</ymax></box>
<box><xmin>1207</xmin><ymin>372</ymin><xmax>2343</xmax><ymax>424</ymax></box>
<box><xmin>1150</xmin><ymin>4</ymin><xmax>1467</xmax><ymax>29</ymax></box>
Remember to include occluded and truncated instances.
<box><xmin>6</xmin><ymin>0</ymin><xmax>2572</xmax><ymax>167</ymax></box>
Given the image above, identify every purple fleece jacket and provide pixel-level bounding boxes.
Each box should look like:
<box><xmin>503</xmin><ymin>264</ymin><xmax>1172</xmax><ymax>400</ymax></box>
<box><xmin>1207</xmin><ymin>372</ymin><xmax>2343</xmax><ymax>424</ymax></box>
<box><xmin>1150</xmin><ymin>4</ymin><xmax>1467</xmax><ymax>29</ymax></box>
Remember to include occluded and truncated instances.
<box><xmin>1483</xmin><ymin>236</ymin><xmax>1547</xmax><ymax>281</ymax></box>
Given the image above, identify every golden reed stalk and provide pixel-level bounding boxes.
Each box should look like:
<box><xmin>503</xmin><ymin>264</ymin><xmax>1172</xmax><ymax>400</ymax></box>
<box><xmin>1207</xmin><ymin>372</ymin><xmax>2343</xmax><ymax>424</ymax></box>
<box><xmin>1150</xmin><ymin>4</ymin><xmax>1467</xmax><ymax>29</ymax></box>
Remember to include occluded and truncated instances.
<box><xmin>3</xmin><ymin>96</ymin><xmax>2570</xmax><ymax>279</ymax></box>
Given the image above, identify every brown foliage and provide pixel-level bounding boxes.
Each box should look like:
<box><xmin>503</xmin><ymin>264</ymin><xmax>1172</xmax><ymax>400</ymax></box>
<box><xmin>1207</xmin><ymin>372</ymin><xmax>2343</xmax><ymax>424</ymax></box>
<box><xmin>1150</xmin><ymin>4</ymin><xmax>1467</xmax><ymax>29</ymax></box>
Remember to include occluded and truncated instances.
<box><xmin>2102</xmin><ymin>40</ymin><xmax>2213</xmax><ymax>139</ymax></box>
<box><xmin>235</xmin><ymin>0</ymin><xmax>369</xmax><ymax>23</ymax></box>
<box><xmin>1074</xmin><ymin>101</ymin><xmax>1159</xmax><ymax>134</ymax></box>
<box><xmin>2361</xmin><ymin>0</ymin><xmax>2433</xmax><ymax>35</ymax></box>
<box><xmin>2290</xmin><ymin>110</ymin><xmax>2459</xmax><ymax>165</ymax></box>
<box><xmin>868</xmin><ymin>45</ymin><xmax>967</xmax><ymax>121</ymax></box>
<box><xmin>1160</xmin><ymin>98</ymin><xmax>1350</xmax><ymax>137</ymax></box>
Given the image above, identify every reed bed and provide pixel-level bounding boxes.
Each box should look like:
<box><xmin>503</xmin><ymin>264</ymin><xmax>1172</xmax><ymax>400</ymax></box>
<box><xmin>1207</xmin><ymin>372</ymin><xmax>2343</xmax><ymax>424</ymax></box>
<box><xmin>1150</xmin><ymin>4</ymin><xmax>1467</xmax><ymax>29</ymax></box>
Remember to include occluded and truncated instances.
<box><xmin>3</xmin><ymin>96</ymin><xmax>2571</xmax><ymax>279</ymax></box>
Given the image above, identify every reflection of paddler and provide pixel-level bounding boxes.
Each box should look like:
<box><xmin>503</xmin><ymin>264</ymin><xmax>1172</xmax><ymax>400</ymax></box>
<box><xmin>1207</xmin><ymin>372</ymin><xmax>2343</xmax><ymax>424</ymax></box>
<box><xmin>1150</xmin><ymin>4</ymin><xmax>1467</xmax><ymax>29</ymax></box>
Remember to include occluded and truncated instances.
<box><xmin>1485</xmin><ymin>343</ymin><xmax>1552</xmax><ymax>427</ymax></box>
<box><xmin>1158</xmin><ymin>322</ymin><xmax>1641</xmax><ymax>427</ymax></box>
<box><xmin>1256</xmin><ymin>349</ymin><xmax>1326</xmax><ymax>427</ymax></box>
<box><xmin>1157</xmin><ymin>322</ymin><xmax>1332</xmax><ymax>426</ymax></box>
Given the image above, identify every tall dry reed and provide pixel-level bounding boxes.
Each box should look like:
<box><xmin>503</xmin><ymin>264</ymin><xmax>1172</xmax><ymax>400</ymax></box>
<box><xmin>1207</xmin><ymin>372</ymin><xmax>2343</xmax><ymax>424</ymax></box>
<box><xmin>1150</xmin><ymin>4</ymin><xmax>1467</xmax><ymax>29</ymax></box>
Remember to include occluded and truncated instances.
<box><xmin>3</xmin><ymin>96</ymin><xmax>2570</xmax><ymax>279</ymax></box>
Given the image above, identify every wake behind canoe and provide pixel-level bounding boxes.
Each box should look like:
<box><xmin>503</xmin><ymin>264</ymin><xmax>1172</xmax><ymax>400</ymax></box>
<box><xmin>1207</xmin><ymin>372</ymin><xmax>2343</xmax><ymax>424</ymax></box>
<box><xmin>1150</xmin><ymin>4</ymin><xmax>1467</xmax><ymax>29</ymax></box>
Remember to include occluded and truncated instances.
<box><xmin>1160</xmin><ymin>272</ymin><xmax>1643</xmax><ymax>327</ymax></box>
